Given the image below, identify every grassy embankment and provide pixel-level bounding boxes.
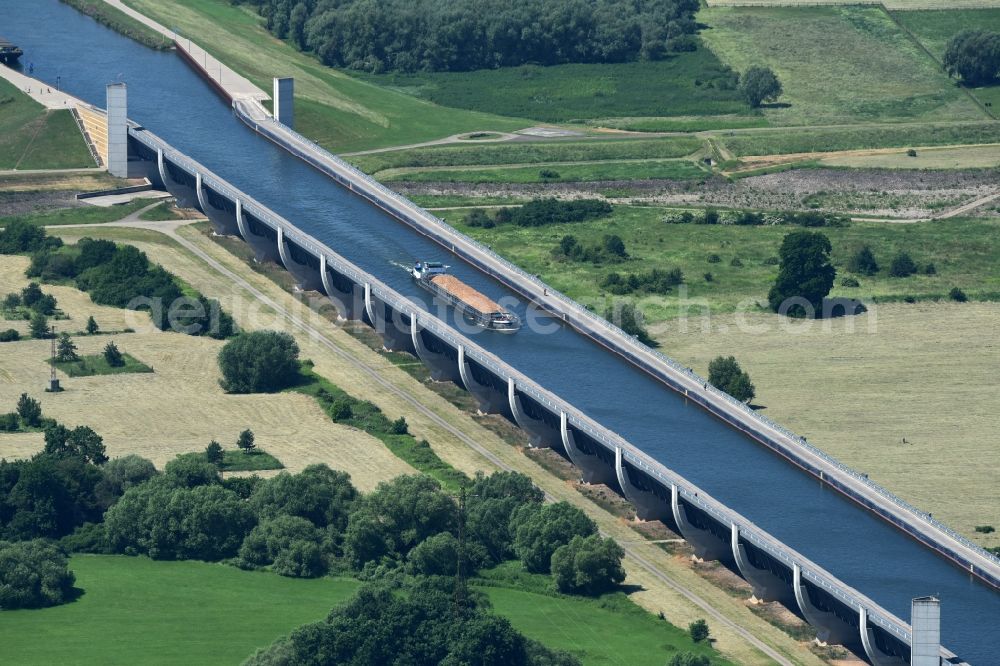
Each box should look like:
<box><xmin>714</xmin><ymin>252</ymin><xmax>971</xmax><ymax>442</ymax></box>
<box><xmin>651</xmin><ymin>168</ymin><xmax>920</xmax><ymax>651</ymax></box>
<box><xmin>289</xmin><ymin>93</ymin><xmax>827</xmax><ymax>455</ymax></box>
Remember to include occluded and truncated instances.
<box><xmin>0</xmin><ymin>199</ymin><xmax>153</xmax><ymax>226</ymax></box>
<box><xmin>0</xmin><ymin>79</ymin><xmax>94</xmax><ymax>171</ymax></box>
<box><xmin>59</xmin><ymin>0</ymin><xmax>171</xmax><ymax>49</ymax></box>
<box><xmin>699</xmin><ymin>5</ymin><xmax>986</xmax><ymax>126</ymax></box>
<box><xmin>450</xmin><ymin>207</ymin><xmax>1000</xmax><ymax>319</ymax></box>
<box><xmin>893</xmin><ymin>7</ymin><xmax>1000</xmax><ymax>110</ymax></box>
<box><xmin>0</xmin><ymin>555</ymin><xmax>728</xmax><ymax>666</ymax></box>
<box><xmin>122</xmin><ymin>0</ymin><xmax>529</xmax><ymax>153</ymax></box>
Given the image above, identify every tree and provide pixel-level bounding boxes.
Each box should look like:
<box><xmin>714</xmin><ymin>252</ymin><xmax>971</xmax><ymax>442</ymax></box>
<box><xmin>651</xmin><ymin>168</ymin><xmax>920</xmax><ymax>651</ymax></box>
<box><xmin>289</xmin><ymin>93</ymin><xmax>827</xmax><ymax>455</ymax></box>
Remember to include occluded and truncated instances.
<box><xmin>740</xmin><ymin>65</ymin><xmax>782</xmax><ymax>107</ymax></box>
<box><xmin>345</xmin><ymin>475</ymin><xmax>457</xmax><ymax>568</ymax></box>
<box><xmin>689</xmin><ymin>618</ymin><xmax>710</xmax><ymax>643</ymax></box>
<box><xmin>250</xmin><ymin>465</ymin><xmax>358</xmax><ymax>530</ymax></box>
<box><xmin>21</xmin><ymin>282</ymin><xmax>43</xmax><ymax>307</ymax></box>
<box><xmin>103</xmin><ymin>341</ymin><xmax>124</xmax><ymax>367</ymax></box>
<box><xmin>104</xmin><ymin>482</ymin><xmax>255</xmax><ymax>560</ymax></box>
<box><xmin>16</xmin><ymin>393</ymin><xmax>42</xmax><ymax>427</ymax></box>
<box><xmin>205</xmin><ymin>440</ymin><xmax>224</xmax><ymax>465</ymax></box>
<box><xmin>551</xmin><ymin>534</ymin><xmax>626</xmax><ymax>595</ymax></box>
<box><xmin>29</xmin><ymin>312</ymin><xmax>50</xmax><ymax>339</ymax></box>
<box><xmin>605</xmin><ymin>302</ymin><xmax>657</xmax><ymax>347</ymax></box>
<box><xmin>56</xmin><ymin>333</ymin><xmax>78</xmax><ymax>362</ymax></box>
<box><xmin>511</xmin><ymin>501</ymin><xmax>597</xmax><ymax>573</ymax></box>
<box><xmin>949</xmin><ymin>287</ymin><xmax>968</xmax><ymax>302</ymax></box>
<box><xmin>889</xmin><ymin>252</ymin><xmax>917</xmax><ymax>278</ymax></box>
<box><xmin>43</xmin><ymin>424</ymin><xmax>108</xmax><ymax>465</ymax></box>
<box><xmin>164</xmin><ymin>454</ymin><xmax>220</xmax><ymax>488</ymax></box>
<box><xmin>707</xmin><ymin>356</ymin><xmax>755</xmax><ymax>403</ymax></box>
<box><xmin>0</xmin><ymin>539</ymin><xmax>76</xmax><ymax>609</ymax></box>
<box><xmin>238</xmin><ymin>515</ymin><xmax>326</xmax><ymax>577</ymax></box>
<box><xmin>85</xmin><ymin>316</ymin><xmax>99</xmax><ymax>335</ymax></box>
<box><xmin>407</xmin><ymin>532</ymin><xmax>460</xmax><ymax>576</ymax></box>
<box><xmin>768</xmin><ymin>231</ymin><xmax>835</xmax><ymax>317</ymax></box>
<box><xmin>467</xmin><ymin>471</ymin><xmax>545</xmax><ymax>563</ymax></box>
<box><xmin>101</xmin><ymin>455</ymin><xmax>157</xmax><ymax>496</ymax></box>
<box><xmin>943</xmin><ymin>30</ymin><xmax>1000</xmax><ymax>86</ymax></box>
<box><xmin>848</xmin><ymin>245</ymin><xmax>879</xmax><ymax>276</ymax></box>
<box><xmin>237</xmin><ymin>429</ymin><xmax>257</xmax><ymax>455</ymax></box>
<box><xmin>218</xmin><ymin>331</ymin><xmax>300</xmax><ymax>393</ymax></box>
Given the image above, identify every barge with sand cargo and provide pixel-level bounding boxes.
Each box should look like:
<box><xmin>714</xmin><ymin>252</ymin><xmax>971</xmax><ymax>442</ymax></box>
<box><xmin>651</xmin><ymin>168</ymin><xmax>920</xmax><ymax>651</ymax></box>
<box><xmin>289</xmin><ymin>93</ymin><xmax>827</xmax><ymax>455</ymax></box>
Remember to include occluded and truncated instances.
<box><xmin>411</xmin><ymin>261</ymin><xmax>521</xmax><ymax>332</ymax></box>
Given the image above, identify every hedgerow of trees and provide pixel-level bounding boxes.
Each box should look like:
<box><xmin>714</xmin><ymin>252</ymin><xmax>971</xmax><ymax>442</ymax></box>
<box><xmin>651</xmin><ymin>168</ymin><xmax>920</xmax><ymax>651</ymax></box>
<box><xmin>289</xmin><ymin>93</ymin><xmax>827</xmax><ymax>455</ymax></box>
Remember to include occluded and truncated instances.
<box><xmin>242</xmin><ymin>0</ymin><xmax>702</xmax><ymax>73</ymax></box>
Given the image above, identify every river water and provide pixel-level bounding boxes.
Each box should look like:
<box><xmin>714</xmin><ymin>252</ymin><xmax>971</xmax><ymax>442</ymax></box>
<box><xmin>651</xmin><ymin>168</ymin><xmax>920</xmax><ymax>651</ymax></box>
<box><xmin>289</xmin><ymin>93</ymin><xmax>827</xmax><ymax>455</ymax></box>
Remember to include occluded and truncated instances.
<box><xmin>4</xmin><ymin>1</ymin><xmax>997</xmax><ymax>660</ymax></box>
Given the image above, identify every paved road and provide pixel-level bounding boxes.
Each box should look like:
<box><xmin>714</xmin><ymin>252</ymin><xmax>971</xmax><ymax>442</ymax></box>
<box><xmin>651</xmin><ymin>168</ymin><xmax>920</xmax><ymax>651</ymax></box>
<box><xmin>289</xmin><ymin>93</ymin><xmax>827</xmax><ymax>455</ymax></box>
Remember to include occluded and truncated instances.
<box><xmin>0</xmin><ymin>63</ymin><xmax>83</xmax><ymax>108</ymax></box>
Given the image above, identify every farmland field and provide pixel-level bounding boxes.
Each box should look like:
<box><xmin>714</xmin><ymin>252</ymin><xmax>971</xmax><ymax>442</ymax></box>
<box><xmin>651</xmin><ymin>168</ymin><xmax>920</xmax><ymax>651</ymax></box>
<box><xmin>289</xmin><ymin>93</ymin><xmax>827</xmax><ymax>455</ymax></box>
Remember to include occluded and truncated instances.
<box><xmin>699</xmin><ymin>5</ymin><xmax>987</xmax><ymax>125</ymax></box>
<box><xmin>817</xmin><ymin>143</ymin><xmax>1000</xmax><ymax>168</ymax></box>
<box><xmin>357</xmin><ymin>54</ymin><xmax>750</xmax><ymax>123</ymax></box>
<box><xmin>663</xmin><ymin>303</ymin><xmax>1000</xmax><ymax>548</ymax></box>
<box><xmin>450</xmin><ymin>207</ymin><xmax>1000</xmax><ymax>319</ymax></box>
<box><xmin>0</xmin><ymin>556</ymin><xmax>729</xmax><ymax>666</ymax></box>
<box><xmin>0</xmin><ymin>78</ymin><xmax>94</xmax><ymax>170</ymax></box>
<box><xmin>706</xmin><ymin>0</ymin><xmax>1000</xmax><ymax>9</ymax></box>
<box><xmin>718</xmin><ymin>121</ymin><xmax>999</xmax><ymax>156</ymax></box>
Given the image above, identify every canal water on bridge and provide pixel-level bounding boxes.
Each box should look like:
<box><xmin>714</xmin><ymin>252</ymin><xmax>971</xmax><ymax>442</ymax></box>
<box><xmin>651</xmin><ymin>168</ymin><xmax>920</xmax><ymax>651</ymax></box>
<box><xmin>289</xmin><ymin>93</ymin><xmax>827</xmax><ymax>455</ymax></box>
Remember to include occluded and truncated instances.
<box><xmin>6</xmin><ymin>1</ymin><xmax>997</xmax><ymax>660</ymax></box>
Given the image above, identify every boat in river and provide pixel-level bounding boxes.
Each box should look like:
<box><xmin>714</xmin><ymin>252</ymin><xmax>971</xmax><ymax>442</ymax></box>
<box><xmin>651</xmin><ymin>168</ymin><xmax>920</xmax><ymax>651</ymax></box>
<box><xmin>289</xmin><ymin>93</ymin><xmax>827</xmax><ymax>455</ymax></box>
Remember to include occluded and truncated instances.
<box><xmin>411</xmin><ymin>261</ymin><xmax>520</xmax><ymax>333</ymax></box>
<box><xmin>0</xmin><ymin>37</ymin><xmax>23</xmax><ymax>65</ymax></box>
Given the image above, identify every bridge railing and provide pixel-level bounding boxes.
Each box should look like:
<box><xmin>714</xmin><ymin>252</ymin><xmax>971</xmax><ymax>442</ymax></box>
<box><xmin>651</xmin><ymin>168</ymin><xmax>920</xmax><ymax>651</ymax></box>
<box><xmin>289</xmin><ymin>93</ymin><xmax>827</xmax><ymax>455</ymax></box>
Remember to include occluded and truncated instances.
<box><xmin>229</xmin><ymin>107</ymin><xmax>1000</xmax><ymax>575</ymax></box>
<box><xmin>127</xmin><ymin>124</ymin><xmax>961</xmax><ymax>657</ymax></box>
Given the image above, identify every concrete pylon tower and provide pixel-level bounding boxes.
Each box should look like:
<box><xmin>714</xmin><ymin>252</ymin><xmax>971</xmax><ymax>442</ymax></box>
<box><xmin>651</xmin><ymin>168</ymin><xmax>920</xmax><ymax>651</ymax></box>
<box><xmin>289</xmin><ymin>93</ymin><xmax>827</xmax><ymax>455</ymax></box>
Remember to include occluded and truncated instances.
<box><xmin>106</xmin><ymin>82</ymin><xmax>128</xmax><ymax>178</ymax></box>
<box><xmin>273</xmin><ymin>77</ymin><xmax>294</xmax><ymax>128</ymax></box>
<box><xmin>910</xmin><ymin>596</ymin><xmax>940</xmax><ymax>666</ymax></box>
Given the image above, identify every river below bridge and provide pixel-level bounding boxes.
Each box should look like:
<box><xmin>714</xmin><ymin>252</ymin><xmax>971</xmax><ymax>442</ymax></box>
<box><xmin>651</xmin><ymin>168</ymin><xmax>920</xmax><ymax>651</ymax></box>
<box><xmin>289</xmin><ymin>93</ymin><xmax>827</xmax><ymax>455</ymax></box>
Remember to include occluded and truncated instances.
<box><xmin>4</xmin><ymin>1</ymin><xmax>998</xmax><ymax>661</ymax></box>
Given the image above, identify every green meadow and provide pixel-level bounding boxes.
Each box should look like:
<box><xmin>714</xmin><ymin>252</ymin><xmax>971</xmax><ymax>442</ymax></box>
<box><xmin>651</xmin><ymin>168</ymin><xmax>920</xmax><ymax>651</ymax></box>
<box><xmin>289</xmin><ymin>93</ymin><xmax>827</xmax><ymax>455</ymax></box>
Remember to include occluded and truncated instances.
<box><xmin>0</xmin><ymin>79</ymin><xmax>94</xmax><ymax>170</ymax></box>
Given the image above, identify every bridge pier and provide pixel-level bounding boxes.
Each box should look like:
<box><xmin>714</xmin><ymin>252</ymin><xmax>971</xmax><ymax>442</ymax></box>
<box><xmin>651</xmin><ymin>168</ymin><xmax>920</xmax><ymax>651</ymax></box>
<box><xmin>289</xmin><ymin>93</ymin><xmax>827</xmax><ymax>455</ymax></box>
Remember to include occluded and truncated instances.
<box><xmin>157</xmin><ymin>148</ymin><xmax>198</xmax><ymax>208</ymax></box>
<box><xmin>411</xmin><ymin>320</ymin><xmax>463</xmax><ymax>383</ymax></box>
<box><xmin>793</xmin><ymin>564</ymin><xmax>859</xmax><ymax>647</ymax></box>
<box><xmin>860</xmin><ymin>608</ymin><xmax>906</xmax><ymax>666</ymax></box>
<box><xmin>364</xmin><ymin>283</ymin><xmax>414</xmax><ymax>353</ymax></box>
<box><xmin>508</xmin><ymin>378</ymin><xmax>560</xmax><ymax>449</ymax></box>
<box><xmin>319</xmin><ymin>255</ymin><xmax>364</xmax><ymax>321</ymax></box>
<box><xmin>235</xmin><ymin>199</ymin><xmax>280</xmax><ymax>263</ymax></box>
<box><xmin>561</xmin><ymin>412</ymin><xmax>617</xmax><ymax>485</ymax></box>
<box><xmin>671</xmin><ymin>484</ymin><xmax>730</xmax><ymax>561</ymax></box>
<box><xmin>195</xmin><ymin>173</ymin><xmax>240</xmax><ymax>236</ymax></box>
<box><xmin>615</xmin><ymin>447</ymin><xmax>672</xmax><ymax>522</ymax></box>
<box><xmin>730</xmin><ymin>524</ymin><xmax>794</xmax><ymax>603</ymax></box>
<box><xmin>457</xmin><ymin>345</ymin><xmax>507</xmax><ymax>414</ymax></box>
<box><xmin>277</xmin><ymin>226</ymin><xmax>323</xmax><ymax>291</ymax></box>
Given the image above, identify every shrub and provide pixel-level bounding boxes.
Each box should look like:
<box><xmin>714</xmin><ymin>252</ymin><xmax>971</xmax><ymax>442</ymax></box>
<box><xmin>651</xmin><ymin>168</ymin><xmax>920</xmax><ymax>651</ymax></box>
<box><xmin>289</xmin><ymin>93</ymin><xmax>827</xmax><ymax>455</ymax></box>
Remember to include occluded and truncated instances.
<box><xmin>538</xmin><ymin>169</ymin><xmax>560</xmax><ymax>180</ymax></box>
<box><xmin>103</xmin><ymin>341</ymin><xmax>125</xmax><ymax>367</ymax></box>
<box><xmin>0</xmin><ymin>329</ymin><xmax>19</xmax><ymax>342</ymax></box>
<box><xmin>407</xmin><ymin>532</ymin><xmax>460</xmax><ymax>577</ymax></box>
<box><xmin>975</xmin><ymin>525</ymin><xmax>995</xmax><ymax>534</ymax></box>
<box><xmin>689</xmin><ymin>618</ymin><xmax>710</xmax><ymax>643</ymax></box>
<box><xmin>511</xmin><ymin>501</ymin><xmax>596</xmax><ymax>574</ymax></box>
<box><xmin>164</xmin><ymin>454</ymin><xmax>220</xmax><ymax>488</ymax></box>
<box><xmin>238</xmin><ymin>515</ymin><xmax>325</xmax><ymax>576</ymax></box>
<box><xmin>504</xmin><ymin>198</ymin><xmax>611</xmax><ymax>227</ymax></box>
<box><xmin>699</xmin><ymin>209</ymin><xmax>719</xmax><ymax>225</ymax></box>
<box><xmin>668</xmin><ymin>653</ymin><xmax>711</xmax><ymax>666</ymax></box>
<box><xmin>889</xmin><ymin>252</ymin><xmax>917</xmax><ymax>278</ymax></box>
<box><xmin>0</xmin><ymin>539</ymin><xmax>76</xmax><ymax>609</ymax></box>
<box><xmin>16</xmin><ymin>393</ymin><xmax>43</xmax><ymax>428</ymax></box>
<box><xmin>551</xmin><ymin>534</ymin><xmax>625</xmax><ymax>595</ymax></box>
<box><xmin>102</xmin><ymin>454</ymin><xmax>157</xmax><ymax>495</ymax></box>
<box><xmin>907</xmin><ymin>148</ymin><xmax>918</xmax><ymax>157</ymax></box>
<box><xmin>729</xmin><ymin>257</ymin><xmax>743</xmax><ymax>267</ymax></box>
<box><xmin>0</xmin><ymin>412</ymin><xmax>19</xmax><ymax>431</ymax></box>
<box><xmin>703</xmin><ymin>272</ymin><xmax>713</xmax><ymax>282</ymax></box>
<box><xmin>763</xmin><ymin>256</ymin><xmax>779</xmax><ymax>266</ymax></box>
<box><xmin>848</xmin><ymin>246</ymin><xmax>879</xmax><ymax>276</ymax></box>
<box><xmin>328</xmin><ymin>397</ymin><xmax>354</xmax><ymax>421</ymax></box>
<box><xmin>707</xmin><ymin>254</ymin><xmax>721</xmax><ymax>264</ymax></box>
<box><xmin>841</xmin><ymin>277</ymin><xmax>859</xmax><ymax>288</ymax></box>
<box><xmin>218</xmin><ymin>331</ymin><xmax>300</xmax><ymax>393</ymax></box>
<box><xmin>206</xmin><ymin>440</ymin><xmax>224</xmax><ymax>464</ymax></box>
<box><xmin>465</xmin><ymin>209</ymin><xmax>495</xmax><ymax>228</ymax></box>
<box><xmin>949</xmin><ymin>287</ymin><xmax>968</xmax><ymax>302</ymax></box>
<box><xmin>924</xmin><ymin>263</ymin><xmax>936</xmax><ymax>275</ymax></box>
<box><xmin>29</xmin><ymin>312</ymin><xmax>50</xmax><ymax>339</ymax></box>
